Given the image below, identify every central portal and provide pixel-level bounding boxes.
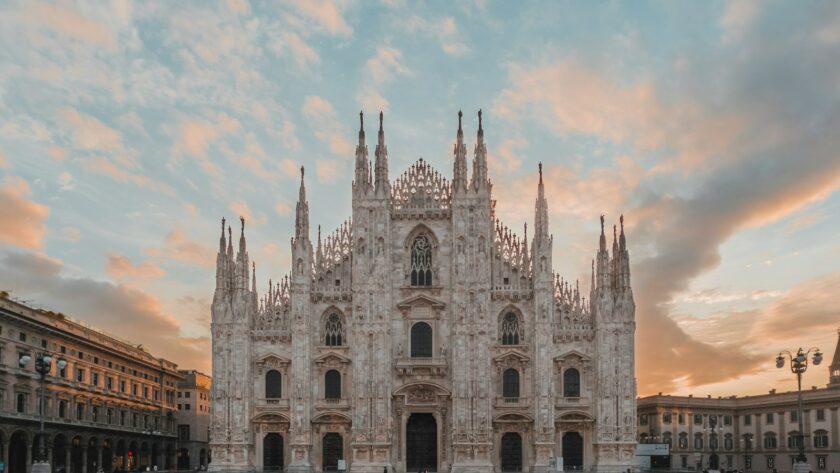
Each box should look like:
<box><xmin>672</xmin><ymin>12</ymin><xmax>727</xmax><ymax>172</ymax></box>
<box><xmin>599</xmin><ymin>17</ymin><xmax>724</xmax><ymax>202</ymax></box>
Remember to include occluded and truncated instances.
<box><xmin>406</xmin><ymin>413</ymin><xmax>438</xmax><ymax>472</ymax></box>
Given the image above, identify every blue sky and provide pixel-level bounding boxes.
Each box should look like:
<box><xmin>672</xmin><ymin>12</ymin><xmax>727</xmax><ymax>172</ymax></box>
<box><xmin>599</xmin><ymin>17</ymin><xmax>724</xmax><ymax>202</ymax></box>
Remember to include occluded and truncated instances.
<box><xmin>1</xmin><ymin>0</ymin><xmax>839</xmax><ymax>396</ymax></box>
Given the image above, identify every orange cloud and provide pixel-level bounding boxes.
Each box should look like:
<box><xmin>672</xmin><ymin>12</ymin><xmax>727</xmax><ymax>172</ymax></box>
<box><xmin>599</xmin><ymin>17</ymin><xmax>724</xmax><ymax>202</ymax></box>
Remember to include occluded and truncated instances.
<box><xmin>59</xmin><ymin>107</ymin><xmax>124</xmax><ymax>151</ymax></box>
<box><xmin>25</xmin><ymin>2</ymin><xmax>115</xmax><ymax>46</ymax></box>
<box><xmin>105</xmin><ymin>253</ymin><xmax>166</xmax><ymax>280</ymax></box>
<box><xmin>82</xmin><ymin>156</ymin><xmax>174</xmax><ymax>195</ymax></box>
<box><xmin>289</xmin><ymin>0</ymin><xmax>352</xmax><ymax>37</ymax></box>
<box><xmin>147</xmin><ymin>228</ymin><xmax>215</xmax><ymax>268</ymax></box>
<box><xmin>0</xmin><ymin>176</ymin><xmax>49</xmax><ymax>250</ymax></box>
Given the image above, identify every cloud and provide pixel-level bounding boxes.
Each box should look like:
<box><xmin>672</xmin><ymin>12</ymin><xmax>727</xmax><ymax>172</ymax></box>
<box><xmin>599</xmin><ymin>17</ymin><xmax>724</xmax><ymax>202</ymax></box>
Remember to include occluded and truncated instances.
<box><xmin>0</xmin><ymin>250</ymin><xmax>209</xmax><ymax>372</ymax></box>
<box><xmin>229</xmin><ymin>201</ymin><xmax>267</xmax><ymax>226</ymax></box>
<box><xmin>0</xmin><ymin>150</ymin><xmax>8</xmax><ymax>168</ymax></box>
<box><xmin>147</xmin><ymin>228</ymin><xmax>215</xmax><ymax>268</ymax></box>
<box><xmin>105</xmin><ymin>253</ymin><xmax>166</xmax><ymax>280</ymax></box>
<box><xmin>183</xmin><ymin>202</ymin><xmax>199</xmax><ymax>217</ymax></box>
<box><xmin>673</xmin><ymin>288</ymin><xmax>783</xmax><ymax>305</ymax></box>
<box><xmin>302</xmin><ymin>96</ymin><xmax>354</xmax><ymax>156</ymax></box>
<box><xmin>356</xmin><ymin>47</ymin><xmax>411</xmax><ymax>112</ymax></box>
<box><xmin>720</xmin><ymin>0</ymin><xmax>760</xmax><ymax>42</ymax></box>
<box><xmin>400</xmin><ymin>15</ymin><xmax>471</xmax><ymax>56</ymax></box>
<box><xmin>59</xmin><ymin>107</ymin><xmax>125</xmax><ymax>152</ymax></box>
<box><xmin>60</xmin><ymin>227</ymin><xmax>81</xmax><ymax>242</ymax></box>
<box><xmin>57</xmin><ymin>172</ymin><xmax>76</xmax><ymax>191</ymax></box>
<box><xmin>752</xmin><ymin>272</ymin><xmax>840</xmax><ymax>342</ymax></box>
<box><xmin>287</xmin><ymin>0</ymin><xmax>352</xmax><ymax>37</ymax></box>
<box><xmin>316</xmin><ymin>159</ymin><xmax>343</xmax><ymax>183</ymax></box>
<box><xmin>24</xmin><ymin>2</ymin><xmax>116</xmax><ymax>47</ymax></box>
<box><xmin>0</xmin><ymin>176</ymin><xmax>49</xmax><ymax>250</ymax></box>
<box><xmin>82</xmin><ymin>156</ymin><xmax>174</xmax><ymax>195</ymax></box>
<box><xmin>48</xmin><ymin>146</ymin><xmax>67</xmax><ymax>161</ymax></box>
<box><xmin>275</xmin><ymin>200</ymin><xmax>293</xmax><ymax>216</ymax></box>
<box><xmin>270</xmin><ymin>31</ymin><xmax>320</xmax><ymax>70</ymax></box>
<box><xmin>172</xmin><ymin>113</ymin><xmax>241</xmax><ymax>159</ymax></box>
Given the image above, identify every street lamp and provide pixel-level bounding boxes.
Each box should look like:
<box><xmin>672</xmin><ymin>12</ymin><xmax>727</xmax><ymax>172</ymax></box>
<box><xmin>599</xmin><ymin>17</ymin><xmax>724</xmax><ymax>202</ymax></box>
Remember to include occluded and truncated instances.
<box><xmin>704</xmin><ymin>415</ymin><xmax>723</xmax><ymax>470</ymax></box>
<box><xmin>20</xmin><ymin>352</ymin><xmax>68</xmax><ymax>473</ymax></box>
<box><xmin>776</xmin><ymin>347</ymin><xmax>823</xmax><ymax>472</ymax></box>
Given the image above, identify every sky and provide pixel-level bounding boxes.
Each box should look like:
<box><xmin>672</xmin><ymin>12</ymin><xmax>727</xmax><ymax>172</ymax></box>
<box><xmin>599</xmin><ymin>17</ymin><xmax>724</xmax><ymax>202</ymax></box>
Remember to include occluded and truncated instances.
<box><xmin>1</xmin><ymin>0</ymin><xmax>839</xmax><ymax>398</ymax></box>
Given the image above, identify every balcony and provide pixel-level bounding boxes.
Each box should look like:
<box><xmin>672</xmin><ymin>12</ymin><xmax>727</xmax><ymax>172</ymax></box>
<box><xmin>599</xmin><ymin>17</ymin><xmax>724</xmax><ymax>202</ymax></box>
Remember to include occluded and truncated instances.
<box><xmin>255</xmin><ymin>398</ymin><xmax>290</xmax><ymax>410</ymax></box>
<box><xmin>494</xmin><ymin>396</ymin><xmax>529</xmax><ymax>409</ymax></box>
<box><xmin>314</xmin><ymin>398</ymin><xmax>350</xmax><ymax>410</ymax></box>
<box><xmin>555</xmin><ymin>396</ymin><xmax>591</xmax><ymax>408</ymax></box>
<box><xmin>394</xmin><ymin>357</ymin><xmax>448</xmax><ymax>377</ymax></box>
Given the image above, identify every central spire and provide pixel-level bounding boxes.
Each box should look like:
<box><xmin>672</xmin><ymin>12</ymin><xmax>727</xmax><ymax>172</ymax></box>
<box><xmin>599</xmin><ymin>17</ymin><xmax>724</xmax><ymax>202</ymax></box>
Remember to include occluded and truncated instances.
<box><xmin>471</xmin><ymin>109</ymin><xmax>488</xmax><ymax>191</ymax></box>
<box><xmin>534</xmin><ymin>162</ymin><xmax>549</xmax><ymax>245</ymax></box>
<box><xmin>354</xmin><ymin>110</ymin><xmax>370</xmax><ymax>193</ymax></box>
<box><xmin>374</xmin><ymin>110</ymin><xmax>389</xmax><ymax>195</ymax></box>
<box><xmin>453</xmin><ymin>110</ymin><xmax>468</xmax><ymax>194</ymax></box>
<box><xmin>295</xmin><ymin>166</ymin><xmax>309</xmax><ymax>241</ymax></box>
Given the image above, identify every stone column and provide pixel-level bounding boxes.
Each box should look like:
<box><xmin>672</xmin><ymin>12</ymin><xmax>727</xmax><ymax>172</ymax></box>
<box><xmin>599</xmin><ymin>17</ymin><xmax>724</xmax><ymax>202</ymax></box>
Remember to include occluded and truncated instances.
<box><xmin>26</xmin><ymin>437</ymin><xmax>33</xmax><ymax>473</ymax></box>
<box><xmin>97</xmin><ymin>446</ymin><xmax>103</xmax><ymax>472</ymax></box>
<box><xmin>65</xmin><ymin>448</ymin><xmax>71</xmax><ymax>473</ymax></box>
<box><xmin>82</xmin><ymin>447</ymin><xmax>88</xmax><ymax>473</ymax></box>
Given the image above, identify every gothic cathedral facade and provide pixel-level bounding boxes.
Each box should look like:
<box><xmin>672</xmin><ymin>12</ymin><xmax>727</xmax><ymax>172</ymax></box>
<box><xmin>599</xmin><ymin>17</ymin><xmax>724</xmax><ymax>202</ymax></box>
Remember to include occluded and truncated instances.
<box><xmin>209</xmin><ymin>111</ymin><xmax>637</xmax><ymax>473</ymax></box>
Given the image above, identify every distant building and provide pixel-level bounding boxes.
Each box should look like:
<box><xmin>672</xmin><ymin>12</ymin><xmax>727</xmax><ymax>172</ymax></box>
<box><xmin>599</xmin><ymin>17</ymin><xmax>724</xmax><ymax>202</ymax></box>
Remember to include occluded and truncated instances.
<box><xmin>638</xmin><ymin>330</ymin><xmax>840</xmax><ymax>472</ymax></box>
<box><xmin>0</xmin><ymin>294</ymin><xmax>181</xmax><ymax>473</ymax></box>
<box><xmin>176</xmin><ymin>370</ymin><xmax>211</xmax><ymax>470</ymax></box>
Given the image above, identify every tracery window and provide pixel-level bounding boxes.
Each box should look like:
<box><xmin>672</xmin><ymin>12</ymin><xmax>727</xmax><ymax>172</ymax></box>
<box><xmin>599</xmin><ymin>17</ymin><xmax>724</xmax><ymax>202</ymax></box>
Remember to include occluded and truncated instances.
<box><xmin>265</xmin><ymin>370</ymin><xmax>282</xmax><ymax>399</ymax></box>
<box><xmin>563</xmin><ymin>368</ymin><xmax>580</xmax><ymax>398</ymax></box>
<box><xmin>410</xmin><ymin>235</ymin><xmax>433</xmax><ymax>286</ymax></box>
<box><xmin>500</xmin><ymin>312</ymin><xmax>520</xmax><ymax>345</ymax></box>
<box><xmin>324</xmin><ymin>313</ymin><xmax>343</xmax><ymax>346</ymax></box>
<box><xmin>325</xmin><ymin>370</ymin><xmax>341</xmax><ymax>400</ymax></box>
<box><xmin>411</xmin><ymin>322</ymin><xmax>433</xmax><ymax>358</ymax></box>
<box><xmin>502</xmin><ymin>368</ymin><xmax>520</xmax><ymax>399</ymax></box>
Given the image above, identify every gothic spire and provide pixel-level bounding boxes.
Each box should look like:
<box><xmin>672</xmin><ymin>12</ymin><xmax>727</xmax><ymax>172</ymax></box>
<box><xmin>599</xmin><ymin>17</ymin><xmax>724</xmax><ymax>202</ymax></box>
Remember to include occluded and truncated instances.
<box><xmin>534</xmin><ymin>162</ymin><xmax>549</xmax><ymax>246</ymax></box>
<box><xmin>599</xmin><ymin>215</ymin><xmax>606</xmax><ymax>252</ymax></box>
<box><xmin>471</xmin><ymin>109</ymin><xmax>488</xmax><ymax>191</ymax></box>
<box><xmin>374</xmin><ymin>111</ymin><xmax>390</xmax><ymax>195</ymax></box>
<box><xmin>214</xmin><ymin>217</ymin><xmax>228</xmax><ymax>292</ymax></box>
<box><xmin>219</xmin><ymin>217</ymin><xmax>226</xmax><ymax>253</ymax></box>
<box><xmin>295</xmin><ymin>166</ymin><xmax>309</xmax><ymax>241</ymax></box>
<box><xmin>453</xmin><ymin>110</ymin><xmax>468</xmax><ymax>193</ymax></box>
<box><xmin>829</xmin><ymin>328</ymin><xmax>840</xmax><ymax>388</ymax></box>
<box><xmin>354</xmin><ymin>111</ymin><xmax>370</xmax><ymax>192</ymax></box>
<box><xmin>239</xmin><ymin>216</ymin><xmax>247</xmax><ymax>254</ymax></box>
<box><xmin>251</xmin><ymin>261</ymin><xmax>256</xmax><ymax>293</ymax></box>
<box><xmin>619</xmin><ymin>213</ymin><xmax>626</xmax><ymax>251</ymax></box>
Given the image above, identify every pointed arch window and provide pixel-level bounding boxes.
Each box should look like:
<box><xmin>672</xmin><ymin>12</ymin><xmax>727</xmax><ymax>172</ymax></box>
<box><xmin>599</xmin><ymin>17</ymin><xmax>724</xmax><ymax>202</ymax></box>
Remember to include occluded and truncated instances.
<box><xmin>324</xmin><ymin>313</ymin><xmax>343</xmax><ymax>346</ymax></box>
<box><xmin>410</xmin><ymin>235</ymin><xmax>433</xmax><ymax>286</ymax></box>
<box><xmin>265</xmin><ymin>370</ymin><xmax>282</xmax><ymax>399</ymax></box>
<box><xmin>503</xmin><ymin>368</ymin><xmax>520</xmax><ymax>399</ymax></box>
<box><xmin>325</xmin><ymin>370</ymin><xmax>341</xmax><ymax>400</ymax></box>
<box><xmin>500</xmin><ymin>312</ymin><xmax>521</xmax><ymax>345</ymax></box>
<box><xmin>563</xmin><ymin>368</ymin><xmax>580</xmax><ymax>398</ymax></box>
<box><xmin>410</xmin><ymin>322</ymin><xmax>433</xmax><ymax>358</ymax></box>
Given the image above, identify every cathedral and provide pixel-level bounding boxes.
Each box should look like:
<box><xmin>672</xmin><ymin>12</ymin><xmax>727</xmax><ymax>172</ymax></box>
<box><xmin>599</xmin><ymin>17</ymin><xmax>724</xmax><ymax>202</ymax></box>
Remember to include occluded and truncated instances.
<box><xmin>209</xmin><ymin>111</ymin><xmax>637</xmax><ymax>473</ymax></box>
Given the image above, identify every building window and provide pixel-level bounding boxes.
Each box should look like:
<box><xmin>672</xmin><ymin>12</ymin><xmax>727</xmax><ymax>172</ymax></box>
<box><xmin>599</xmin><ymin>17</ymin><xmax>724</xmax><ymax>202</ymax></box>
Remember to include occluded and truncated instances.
<box><xmin>16</xmin><ymin>393</ymin><xmax>26</xmax><ymax>413</ymax></box>
<box><xmin>766</xmin><ymin>456</ymin><xmax>775</xmax><ymax>470</ymax></box>
<box><xmin>106</xmin><ymin>377</ymin><xmax>113</xmax><ymax>390</ymax></box>
<box><xmin>76</xmin><ymin>403</ymin><xmax>84</xmax><ymax>420</ymax></box>
<box><xmin>817</xmin><ymin>456</ymin><xmax>826</xmax><ymax>470</ymax></box>
<box><xmin>681</xmin><ymin>456</ymin><xmax>687</xmax><ymax>469</ymax></box>
<box><xmin>19</xmin><ymin>332</ymin><xmax>26</xmax><ymax>342</ymax></box>
<box><xmin>744</xmin><ymin>414</ymin><xmax>752</xmax><ymax>425</ymax></box>
<box><xmin>410</xmin><ymin>322</ymin><xmax>433</xmax><ymax>358</ymax></box>
<box><xmin>678</xmin><ymin>433</ymin><xmax>688</xmax><ymax>449</ymax></box>
<box><xmin>563</xmin><ymin>368</ymin><xmax>580</xmax><ymax>398</ymax></box>
<box><xmin>710</xmin><ymin>433</ymin><xmax>718</xmax><ymax>449</ymax></box>
<box><xmin>502</xmin><ymin>368</ymin><xmax>520</xmax><ymax>399</ymax></box>
<box><xmin>325</xmin><ymin>370</ymin><xmax>341</xmax><ymax>400</ymax></box>
<box><xmin>120</xmin><ymin>410</ymin><xmax>126</xmax><ymax>426</ymax></box>
<box><xmin>107</xmin><ymin>408</ymin><xmax>113</xmax><ymax>424</ymax></box>
<box><xmin>92</xmin><ymin>406</ymin><xmax>98</xmax><ymax>422</ymax></box>
<box><xmin>132</xmin><ymin>384</ymin><xmax>137</xmax><ymax>396</ymax></box>
<box><xmin>185</xmin><ymin>392</ymin><xmax>190</xmax><ymax>398</ymax></box>
<box><xmin>764</xmin><ymin>433</ymin><xmax>777</xmax><ymax>449</ymax></box>
<box><xmin>59</xmin><ymin>400</ymin><xmax>67</xmax><ymax>418</ymax></box>
<box><xmin>726</xmin><ymin>455</ymin><xmax>733</xmax><ymax>468</ymax></box>
<box><xmin>75</xmin><ymin>368</ymin><xmax>85</xmax><ymax>383</ymax></box>
<box><xmin>813</xmin><ymin>430</ymin><xmax>829</xmax><ymax>448</ymax></box>
<box><xmin>144</xmin><ymin>387</ymin><xmax>149</xmax><ymax>398</ymax></box>
<box><xmin>662</xmin><ymin>413</ymin><xmax>671</xmax><ymax>424</ymax></box>
<box><xmin>178</xmin><ymin>425</ymin><xmax>190</xmax><ymax>442</ymax></box>
<box><xmin>266</xmin><ymin>370</ymin><xmax>282</xmax><ymax>399</ymax></box>
<box><xmin>410</xmin><ymin>235</ymin><xmax>433</xmax><ymax>286</ymax></box>
<box><xmin>787</xmin><ymin>432</ymin><xmax>802</xmax><ymax>449</ymax></box>
<box><xmin>694</xmin><ymin>414</ymin><xmax>703</xmax><ymax>425</ymax></box>
<box><xmin>92</xmin><ymin>372</ymin><xmax>99</xmax><ymax>386</ymax></box>
<box><xmin>678</xmin><ymin>413</ymin><xmax>685</xmax><ymax>424</ymax></box>
<box><xmin>184</xmin><ymin>403</ymin><xmax>190</xmax><ymax>410</ymax></box>
<box><xmin>724</xmin><ymin>415</ymin><xmax>732</xmax><ymax>426</ymax></box>
<box><xmin>663</xmin><ymin>432</ymin><xmax>672</xmax><ymax>447</ymax></box>
<box><xmin>766</xmin><ymin>413</ymin><xmax>774</xmax><ymax>424</ymax></box>
<box><xmin>694</xmin><ymin>434</ymin><xmax>704</xmax><ymax>449</ymax></box>
<box><xmin>724</xmin><ymin>433</ymin><xmax>733</xmax><ymax>450</ymax></box>
<box><xmin>816</xmin><ymin>409</ymin><xmax>825</xmax><ymax>421</ymax></box>
<box><xmin>639</xmin><ymin>414</ymin><xmax>648</xmax><ymax>426</ymax></box>
<box><xmin>500</xmin><ymin>312</ymin><xmax>521</xmax><ymax>345</ymax></box>
<box><xmin>324</xmin><ymin>313</ymin><xmax>343</xmax><ymax>346</ymax></box>
<box><xmin>790</xmin><ymin>410</ymin><xmax>798</xmax><ymax>422</ymax></box>
<box><xmin>744</xmin><ymin>456</ymin><xmax>752</xmax><ymax>470</ymax></box>
<box><xmin>120</xmin><ymin>380</ymin><xmax>126</xmax><ymax>392</ymax></box>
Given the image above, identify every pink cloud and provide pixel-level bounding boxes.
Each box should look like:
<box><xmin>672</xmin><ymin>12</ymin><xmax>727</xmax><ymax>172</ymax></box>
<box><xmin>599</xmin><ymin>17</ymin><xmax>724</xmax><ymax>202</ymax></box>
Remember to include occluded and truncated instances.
<box><xmin>59</xmin><ymin>107</ymin><xmax>124</xmax><ymax>152</ymax></box>
<box><xmin>302</xmin><ymin>96</ymin><xmax>354</xmax><ymax>156</ymax></box>
<box><xmin>105</xmin><ymin>253</ymin><xmax>166</xmax><ymax>280</ymax></box>
<box><xmin>289</xmin><ymin>0</ymin><xmax>352</xmax><ymax>37</ymax></box>
<box><xmin>0</xmin><ymin>176</ymin><xmax>49</xmax><ymax>250</ymax></box>
<box><xmin>147</xmin><ymin>227</ymin><xmax>215</xmax><ymax>268</ymax></box>
<box><xmin>82</xmin><ymin>157</ymin><xmax>174</xmax><ymax>195</ymax></box>
<box><xmin>25</xmin><ymin>2</ymin><xmax>115</xmax><ymax>47</ymax></box>
<box><xmin>229</xmin><ymin>201</ymin><xmax>267</xmax><ymax>226</ymax></box>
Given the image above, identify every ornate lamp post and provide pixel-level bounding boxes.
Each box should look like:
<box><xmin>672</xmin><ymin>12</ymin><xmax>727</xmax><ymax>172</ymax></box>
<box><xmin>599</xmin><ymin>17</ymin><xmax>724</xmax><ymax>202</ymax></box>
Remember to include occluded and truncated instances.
<box><xmin>19</xmin><ymin>352</ymin><xmax>68</xmax><ymax>473</ymax></box>
<box><xmin>776</xmin><ymin>347</ymin><xmax>823</xmax><ymax>473</ymax></box>
<box><xmin>704</xmin><ymin>415</ymin><xmax>723</xmax><ymax>470</ymax></box>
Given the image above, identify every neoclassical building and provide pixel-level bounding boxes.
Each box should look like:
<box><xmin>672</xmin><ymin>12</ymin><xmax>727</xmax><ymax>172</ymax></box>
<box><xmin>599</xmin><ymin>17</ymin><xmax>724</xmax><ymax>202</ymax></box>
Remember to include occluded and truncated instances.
<box><xmin>209</xmin><ymin>112</ymin><xmax>637</xmax><ymax>473</ymax></box>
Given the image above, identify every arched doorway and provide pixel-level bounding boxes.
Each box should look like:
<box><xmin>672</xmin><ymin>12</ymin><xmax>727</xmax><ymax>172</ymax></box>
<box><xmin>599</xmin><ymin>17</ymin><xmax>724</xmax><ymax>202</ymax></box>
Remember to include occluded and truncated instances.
<box><xmin>101</xmin><ymin>440</ymin><xmax>113</xmax><ymax>473</ymax></box>
<box><xmin>127</xmin><ymin>441</ymin><xmax>137</xmax><ymax>471</ymax></box>
<box><xmin>321</xmin><ymin>433</ymin><xmax>342</xmax><ymax>471</ymax></box>
<box><xmin>9</xmin><ymin>431</ymin><xmax>28</xmax><ymax>473</ymax></box>
<box><xmin>151</xmin><ymin>444</ymin><xmax>160</xmax><ymax>470</ymax></box>
<box><xmin>71</xmin><ymin>436</ymin><xmax>84</xmax><ymax>473</ymax></box>
<box><xmin>87</xmin><ymin>438</ymin><xmax>99</xmax><ymax>473</ymax></box>
<box><xmin>500</xmin><ymin>432</ymin><xmax>522</xmax><ymax>472</ymax></box>
<box><xmin>562</xmin><ymin>432</ymin><xmax>583</xmax><ymax>471</ymax></box>
<box><xmin>199</xmin><ymin>449</ymin><xmax>206</xmax><ymax>469</ymax></box>
<box><xmin>139</xmin><ymin>442</ymin><xmax>149</xmax><ymax>470</ymax></box>
<box><xmin>406</xmin><ymin>413</ymin><xmax>437</xmax><ymax>472</ymax></box>
<box><xmin>114</xmin><ymin>440</ymin><xmax>126</xmax><ymax>471</ymax></box>
<box><xmin>177</xmin><ymin>448</ymin><xmax>190</xmax><ymax>470</ymax></box>
<box><xmin>263</xmin><ymin>433</ymin><xmax>284</xmax><ymax>470</ymax></box>
<box><xmin>53</xmin><ymin>435</ymin><xmax>68</xmax><ymax>472</ymax></box>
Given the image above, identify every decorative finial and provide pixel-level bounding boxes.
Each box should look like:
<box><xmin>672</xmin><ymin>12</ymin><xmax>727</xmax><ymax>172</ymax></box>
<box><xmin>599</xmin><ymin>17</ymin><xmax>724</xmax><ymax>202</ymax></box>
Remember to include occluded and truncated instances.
<box><xmin>613</xmin><ymin>224</ymin><xmax>617</xmax><ymax>241</ymax></box>
<box><xmin>620</xmin><ymin>214</ymin><xmax>624</xmax><ymax>232</ymax></box>
<box><xmin>458</xmin><ymin>110</ymin><xmax>462</xmax><ymax>131</ymax></box>
<box><xmin>359</xmin><ymin>111</ymin><xmax>364</xmax><ymax>132</ymax></box>
<box><xmin>600</xmin><ymin>214</ymin><xmax>605</xmax><ymax>233</ymax></box>
<box><xmin>221</xmin><ymin>217</ymin><xmax>225</xmax><ymax>234</ymax></box>
<box><xmin>300</xmin><ymin>166</ymin><xmax>304</xmax><ymax>179</ymax></box>
<box><xmin>478</xmin><ymin>109</ymin><xmax>483</xmax><ymax>131</ymax></box>
<box><xmin>240</xmin><ymin>216</ymin><xmax>245</xmax><ymax>234</ymax></box>
<box><xmin>379</xmin><ymin>111</ymin><xmax>383</xmax><ymax>131</ymax></box>
<box><xmin>538</xmin><ymin>162</ymin><xmax>543</xmax><ymax>184</ymax></box>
